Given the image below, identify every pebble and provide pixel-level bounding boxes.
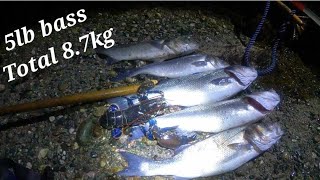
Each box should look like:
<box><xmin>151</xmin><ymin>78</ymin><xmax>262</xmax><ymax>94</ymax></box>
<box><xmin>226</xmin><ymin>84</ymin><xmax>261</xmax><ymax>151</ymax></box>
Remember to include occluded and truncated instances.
<box><xmin>69</xmin><ymin>128</ymin><xmax>75</xmax><ymax>134</ymax></box>
<box><xmin>86</xmin><ymin>171</ymin><xmax>95</xmax><ymax>178</ymax></box>
<box><xmin>59</xmin><ymin>160</ymin><xmax>65</xmax><ymax>165</ymax></box>
<box><xmin>90</xmin><ymin>151</ymin><xmax>98</xmax><ymax>158</ymax></box>
<box><xmin>100</xmin><ymin>160</ymin><xmax>106</xmax><ymax>167</ymax></box>
<box><xmin>0</xmin><ymin>84</ymin><xmax>5</xmax><ymax>92</ymax></box>
<box><xmin>107</xmin><ymin>70</ymin><xmax>117</xmax><ymax>77</ymax></box>
<box><xmin>38</xmin><ymin>148</ymin><xmax>49</xmax><ymax>159</ymax></box>
<box><xmin>125</xmin><ymin>77</ymin><xmax>136</xmax><ymax>83</ymax></box>
<box><xmin>58</xmin><ymin>82</ymin><xmax>69</xmax><ymax>91</ymax></box>
<box><xmin>73</xmin><ymin>142</ymin><xmax>79</xmax><ymax>150</ymax></box>
<box><xmin>313</xmin><ymin>135</ymin><xmax>320</xmax><ymax>143</ymax></box>
<box><xmin>131</xmin><ymin>37</ymin><xmax>138</xmax><ymax>42</ymax></box>
<box><xmin>49</xmin><ymin>116</ymin><xmax>55</xmax><ymax>122</ymax></box>
<box><xmin>93</xmin><ymin>106</ymin><xmax>106</xmax><ymax>117</ymax></box>
<box><xmin>26</xmin><ymin>162</ymin><xmax>32</xmax><ymax>169</ymax></box>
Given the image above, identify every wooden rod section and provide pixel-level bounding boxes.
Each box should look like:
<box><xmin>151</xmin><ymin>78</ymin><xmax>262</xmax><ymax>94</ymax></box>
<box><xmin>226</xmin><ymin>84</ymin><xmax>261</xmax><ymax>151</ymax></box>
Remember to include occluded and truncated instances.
<box><xmin>0</xmin><ymin>84</ymin><xmax>141</xmax><ymax>116</ymax></box>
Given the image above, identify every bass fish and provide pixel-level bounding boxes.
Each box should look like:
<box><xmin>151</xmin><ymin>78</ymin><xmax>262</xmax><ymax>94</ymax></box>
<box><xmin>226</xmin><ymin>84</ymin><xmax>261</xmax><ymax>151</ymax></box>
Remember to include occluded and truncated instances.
<box><xmin>118</xmin><ymin>122</ymin><xmax>283</xmax><ymax>178</ymax></box>
<box><xmin>150</xmin><ymin>65</ymin><xmax>258</xmax><ymax>106</ymax></box>
<box><xmin>111</xmin><ymin>53</ymin><xmax>229</xmax><ymax>81</ymax></box>
<box><xmin>96</xmin><ymin>37</ymin><xmax>199</xmax><ymax>64</ymax></box>
<box><xmin>152</xmin><ymin>90</ymin><xmax>280</xmax><ymax>133</ymax></box>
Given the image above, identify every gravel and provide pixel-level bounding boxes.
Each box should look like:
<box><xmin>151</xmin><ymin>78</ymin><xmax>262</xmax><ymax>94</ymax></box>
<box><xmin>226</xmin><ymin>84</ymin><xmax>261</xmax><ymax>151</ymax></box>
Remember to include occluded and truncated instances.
<box><xmin>1</xmin><ymin>3</ymin><xmax>319</xmax><ymax>180</ymax></box>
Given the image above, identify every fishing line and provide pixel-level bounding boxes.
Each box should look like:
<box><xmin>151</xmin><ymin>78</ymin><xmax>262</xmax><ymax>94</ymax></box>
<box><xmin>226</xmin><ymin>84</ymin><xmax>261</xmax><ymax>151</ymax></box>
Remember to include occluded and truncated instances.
<box><xmin>243</xmin><ymin>1</ymin><xmax>296</xmax><ymax>76</ymax></box>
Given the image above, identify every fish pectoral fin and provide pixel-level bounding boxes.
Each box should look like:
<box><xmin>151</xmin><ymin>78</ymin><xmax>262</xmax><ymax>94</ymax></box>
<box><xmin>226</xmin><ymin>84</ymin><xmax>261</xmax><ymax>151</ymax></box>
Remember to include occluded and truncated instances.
<box><xmin>227</xmin><ymin>142</ymin><xmax>252</xmax><ymax>151</ymax></box>
<box><xmin>191</xmin><ymin>60</ymin><xmax>208</xmax><ymax>67</ymax></box>
<box><xmin>191</xmin><ymin>61</ymin><xmax>208</xmax><ymax>67</ymax></box>
<box><xmin>210</xmin><ymin>77</ymin><xmax>232</xmax><ymax>86</ymax></box>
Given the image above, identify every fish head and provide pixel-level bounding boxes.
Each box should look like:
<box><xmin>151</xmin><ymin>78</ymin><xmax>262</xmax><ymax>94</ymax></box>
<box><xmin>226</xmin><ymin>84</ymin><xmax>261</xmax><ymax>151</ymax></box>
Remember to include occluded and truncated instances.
<box><xmin>205</xmin><ymin>56</ymin><xmax>230</xmax><ymax>69</ymax></box>
<box><xmin>246</xmin><ymin>89</ymin><xmax>280</xmax><ymax>113</ymax></box>
<box><xmin>244</xmin><ymin>122</ymin><xmax>283</xmax><ymax>152</ymax></box>
<box><xmin>224</xmin><ymin>65</ymin><xmax>258</xmax><ymax>88</ymax></box>
<box><xmin>169</xmin><ymin>37</ymin><xmax>199</xmax><ymax>53</ymax></box>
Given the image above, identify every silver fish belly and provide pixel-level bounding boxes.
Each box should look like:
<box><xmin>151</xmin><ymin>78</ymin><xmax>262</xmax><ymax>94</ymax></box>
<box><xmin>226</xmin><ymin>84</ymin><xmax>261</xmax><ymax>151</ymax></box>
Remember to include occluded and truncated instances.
<box><xmin>150</xmin><ymin>65</ymin><xmax>258</xmax><ymax>106</ymax></box>
<box><xmin>112</xmin><ymin>53</ymin><xmax>229</xmax><ymax>81</ymax></box>
<box><xmin>154</xmin><ymin>90</ymin><xmax>280</xmax><ymax>133</ymax></box>
<box><xmin>118</xmin><ymin>122</ymin><xmax>283</xmax><ymax>178</ymax></box>
<box><xmin>96</xmin><ymin>37</ymin><xmax>199</xmax><ymax>64</ymax></box>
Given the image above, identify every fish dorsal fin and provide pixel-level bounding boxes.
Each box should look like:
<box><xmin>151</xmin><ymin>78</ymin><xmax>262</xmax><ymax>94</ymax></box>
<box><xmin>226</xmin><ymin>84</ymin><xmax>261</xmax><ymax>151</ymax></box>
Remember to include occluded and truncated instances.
<box><xmin>150</xmin><ymin>40</ymin><xmax>166</xmax><ymax>49</ymax></box>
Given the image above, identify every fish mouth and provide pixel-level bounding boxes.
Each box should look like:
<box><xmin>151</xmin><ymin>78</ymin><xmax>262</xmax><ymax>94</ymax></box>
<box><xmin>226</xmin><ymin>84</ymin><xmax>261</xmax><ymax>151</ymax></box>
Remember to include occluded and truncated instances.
<box><xmin>245</xmin><ymin>89</ymin><xmax>280</xmax><ymax>113</ymax></box>
<box><xmin>224</xmin><ymin>65</ymin><xmax>257</xmax><ymax>87</ymax></box>
<box><xmin>244</xmin><ymin>122</ymin><xmax>283</xmax><ymax>152</ymax></box>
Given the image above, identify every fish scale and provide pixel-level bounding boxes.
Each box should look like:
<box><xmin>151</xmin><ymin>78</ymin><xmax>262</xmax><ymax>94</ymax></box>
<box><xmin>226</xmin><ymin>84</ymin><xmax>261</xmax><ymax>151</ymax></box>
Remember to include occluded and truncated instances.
<box><xmin>150</xmin><ymin>66</ymin><xmax>257</xmax><ymax>106</ymax></box>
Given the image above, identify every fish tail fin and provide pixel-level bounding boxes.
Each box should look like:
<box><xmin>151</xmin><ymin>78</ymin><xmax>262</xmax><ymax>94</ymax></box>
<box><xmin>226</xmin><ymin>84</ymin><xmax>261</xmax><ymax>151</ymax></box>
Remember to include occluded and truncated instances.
<box><xmin>110</xmin><ymin>68</ymin><xmax>140</xmax><ymax>82</ymax></box>
<box><xmin>117</xmin><ymin>152</ymin><xmax>150</xmax><ymax>177</ymax></box>
<box><xmin>95</xmin><ymin>46</ymin><xmax>117</xmax><ymax>65</ymax></box>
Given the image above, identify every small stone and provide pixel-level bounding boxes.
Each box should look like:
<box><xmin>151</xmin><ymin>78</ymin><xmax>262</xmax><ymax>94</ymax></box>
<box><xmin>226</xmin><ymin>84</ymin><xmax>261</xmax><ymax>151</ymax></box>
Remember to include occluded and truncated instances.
<box><xmin>62</xmin><ymin>151</ymin><xmax>66</xmax><ymax>156</ymax></box>
<box><xmin>58</xmin><ymin>82</ymin><xmax>69</xmax><ymax>91</ymax></box>
<box><xmin>26</xmin><ymin>162</ymin><xmax>32</xmax><ymax>169</ymax></box>
<box><xmin>31</xmin><ymin>48</ymin><xmax>36</xmax><ymax>55</ymax></box>
<box><xmin>86</xmin><ymin>171</ymin><xmax>95</xmax><ymax>178</ymax></box>
<box><xmin>80</xmin><ymin>108</ymin><xmax>86</xmax><ymax>113</ymax></box>
<box><xmin>125</xmin><ymin>77</ymin><xmax>136</xmax><ymax>83</ymax></box>
<box><xmin>190</xmin><ymin>23</ymin><xmax>195</xmax><ymax>27</ymax></box>
<box><xmin>142</xmin><ymin>137</ymin><xmax>157</xmax><ymax>146</ymax></box>
<box><xmin>49</xmin><ymin>116</ymin><xmax>55</xmax><ymax>122</ymax></box>
<box><xmin>100</xmin><ymin>160</ymin><xmax>106</xmax><ymax>167</ymax></box>
<box><xmin>313</xmin><ymin>135</ymin><xmax>320</xmax><ymax>143</ymax></box>
<box><xmin>73</xmin><ymin>142</ymin><xmax>79</xmax><ymax>150</ymax></box>
<box><xmin>90</xmin><ymin>151</ymin><xmax>98</xmax><ymax>158</ymax></box>
<box><xmin>93</xmin><ymin>106</ymin><xmax>106</xmax><ymax>117</ymax></box>
<box><xmin>0</xmin><ymin>84</ymin><xmax>5</xmax><ymax>92</ymax></box>
<box><xmin>69</xmin><ymin>128</ymin><xmax>75</xmax><ymax>134</ymax></box>
<box><xmin>59</xmin><ymin>160</ymin><xmax>65</xmax><ymax>165</ymax></box>
<box><xmin>312</xmin><ymin>152</ymin><xmax>317</xmax><ymax>159</ymax></box>
<box><xmin>38</xmin><ymin>148</ymin><xmax>49</xmax><ymax>159</ymax></box>
<box><xmin>107</xmin><ymin>70</ymin><xmax>117</xmax><ymax>78</ymax></box>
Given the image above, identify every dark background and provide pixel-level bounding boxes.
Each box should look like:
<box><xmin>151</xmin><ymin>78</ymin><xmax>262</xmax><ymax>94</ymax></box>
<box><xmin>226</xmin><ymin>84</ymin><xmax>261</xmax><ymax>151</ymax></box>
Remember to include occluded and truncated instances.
<box><xmin>0</xmin><ymin>1</ymin><xmax>319</xmax><ymax>77</ymax></box>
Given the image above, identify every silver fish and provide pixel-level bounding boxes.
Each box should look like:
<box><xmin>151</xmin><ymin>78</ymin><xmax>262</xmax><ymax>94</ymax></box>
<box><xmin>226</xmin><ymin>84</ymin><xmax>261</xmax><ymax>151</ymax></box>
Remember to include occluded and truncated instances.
<box><xmin>111</xmin><ymin>53</ymin><xmax>229</xmax><ymax>81</ymax></box>
<box><xmin>118</xmin><ymin>122</ymin><xmax>283</xmax><ymax>178</ymax></box>
<box><xmin>96</xmin><ymin>37</ymin><xmax>199</xmax><ymax>64</ymax></box>
<box><xmin>153</xmin><ymin>90</ymin><xmax>280</xmax><ymax>133</ymax></box>
<box><xmin>150</xmin><ymin>65</ymin><xmax>258</xmax><ymax>106</ymax></box>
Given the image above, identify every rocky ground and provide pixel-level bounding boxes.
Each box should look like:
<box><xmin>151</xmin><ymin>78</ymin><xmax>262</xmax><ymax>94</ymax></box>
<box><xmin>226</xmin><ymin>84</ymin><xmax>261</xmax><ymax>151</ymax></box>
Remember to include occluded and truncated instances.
<box><xmin>0</xmin><ymin>3</ymin><xmax>319</xmax><ymax>180</ymax></box>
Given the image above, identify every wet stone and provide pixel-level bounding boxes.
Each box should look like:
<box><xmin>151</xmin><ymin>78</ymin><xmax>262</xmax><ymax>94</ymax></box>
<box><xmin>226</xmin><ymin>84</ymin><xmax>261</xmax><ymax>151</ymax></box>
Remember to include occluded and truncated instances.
<box><xmin>38</xmin><ymin>148</ymin><xmax>49</xmax><ymax>159</ymax></box>
<box><xmin>93</xmin><ymin>106</ymin><xmax>106</xmax><ymax>117</ymax></box>
<box><xmin>58</xmin><ymin>82</ymin><xmax>69</xmax><ymax>91</ymax></box>
<box><xmin>49</xmin><ymin>116</ymin><xmax>55</xmax><ymax>122</ymax></box>
<box><xmin>90</xmin><ymin>151</ymin><xmax>98</xmax><ymax>158</ymax></box>
<box><xmin>0</xmin><ymin>84</ymin><xmax>5</xmax><ymax>92</ymax></box>
<box><xmin>26</xmin><ymin>162</ymin><xmax>32</xmax><ymax>169</ymax></box>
